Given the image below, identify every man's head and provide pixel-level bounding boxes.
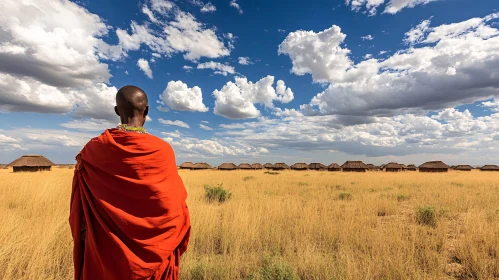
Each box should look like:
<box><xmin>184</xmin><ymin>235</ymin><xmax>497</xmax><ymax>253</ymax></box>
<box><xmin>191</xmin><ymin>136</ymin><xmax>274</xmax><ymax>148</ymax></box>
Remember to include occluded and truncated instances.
<box><xmin>115</xmin><ymin>85</ymin><xmax>149</xmax><ymax>126</ymax></box>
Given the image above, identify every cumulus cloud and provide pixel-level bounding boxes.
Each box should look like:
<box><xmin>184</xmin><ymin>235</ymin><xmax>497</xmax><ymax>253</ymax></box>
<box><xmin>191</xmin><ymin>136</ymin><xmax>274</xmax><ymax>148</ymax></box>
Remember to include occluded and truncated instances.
<box><xmin>200</xmin><ymin>124</ymin><xmax>214</xmax><ymax>130</ymax></box>
<box><xmin>165</xmin><ymin>136</ymin><xmax>269</xmax><ymax>158</ymax></box>
<box><xmin>137</xmin><ymin>59</ymin><xmax>153</xmax><ymax>78</ymax></box>
<box><xmin>230</xmin><ymin>0</ymin><xmax>243</xmax><ymax>14</ymax></box>
<box><xmin>117</xmin><ymin>10</ymin><xmax>231</xmax><ymax>61</ymax></box>
<box><xmin>197</xmin><ymin>61</ymin><xmax>235</xmax><ymax>76</ymax></box>
<box><xmin>346</xmin><ymin>0</ymin><xmax>438</xmax><ymax>15</ymax></box>
<box><xmin>158</xmin><ymin>118</ymin><xmax>190</xmax><ymax>128</ymax></box>
<box><xmin>238</xmin><ymin>57</ymin><xmax>252</xmax><ymax>65</ymax></box>
<box><xmin>201</xmin><ymin>3</ymin><xmax>216</xmax><ymax>13</ymax></box>
<box><xmin>59</xmin><ymin>119</ymin><xmax>116</xmax><ymax>131</ymax></box>
<box><xmin>159</xmin><ymin>80</ymin><xmax>209</xmax><ymax>112</ymax></box>
<box><xmin>183</xmin><ymin>65</ymin><xmax>193</xmax><ymax>71</ymax></box>
<box><xmin>213</xmin><ymin>76</ymin><xmax>294</xmax><ymax>119</ymax></box>
<box><xmin>280</xmin><ymin>14</ymin><xmax>499</xmax><ymax>119</ymax></box>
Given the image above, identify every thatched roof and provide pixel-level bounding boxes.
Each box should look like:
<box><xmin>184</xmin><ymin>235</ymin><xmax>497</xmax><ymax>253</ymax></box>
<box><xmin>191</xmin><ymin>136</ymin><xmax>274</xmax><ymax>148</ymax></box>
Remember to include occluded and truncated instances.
<box><xmin>454</xmin><ymin>165</ymin><xmax>473</xmax><ymax>170</ymax></box>
<box><xmin>384</xmin><ymin>162</ymin><xmax>404</xmax><ymax>169</ymax></box>
<box><xmin>193</xmin><ymin>162</ymin><xmax>212</xmax><ymax>169</ymax></box>
<box><xmin>341</xmin><ymin>161</ymin><xmax>369</xmax><ymax>169</ymax></box>
<box><xmin>407</xmin><ymin>164</ymin><xmax>417</xmax><ymax>169</ymax></box>
<box><xmin>273</xmin><ymin>162</ymin><xmax>289</xmax><ymax>169</ymax></box>
<box><xmin>291</xmin><ymin>163</ymin><xmax>309</xmax><ymax>170</ymax></box>
<box><xmin>308</xmin><ymin>163</ymin><xmax>327</xmax><ymax>170</ymax></box>
<box><xmin>179</xmin><ymin>162</ymin><xmax>195</xmax><ymax>169</ymax></box>
<box><xmin>418</xmin><ymin>161</ymin><xmax>449</xmax><ymax>169</ymax></box>
<box><xmin>328</xmin><ymin>163</ymin><xmax>341</xmax><ymax>169</ymax></box>
<box><xmin>263</xmin><ymin>163</ymin><xmax>274</xmax><ymax>169</ymax></box>
<box><xmin>251</xmin><ymin>163</ymin><xmax>263</xmax><ymax>169</ymax></box>
<box><xmin>238</xmin><ymin>163</ymin><xmax>252</xmax><ymax>169</ymax></box>
<box><xmin>480</xmin><ymin>165</ymin><xmax>499</xmax><ymax>171</ymax></box>
<box><xmin>218</xmin><ymin>163</ymin><xmax>238</xmax><ymax>170</ymax></box>
<box><xmin>9</xmin><ymin>155</ymin><xmax>54</xmax><ymax>167</ymax></box>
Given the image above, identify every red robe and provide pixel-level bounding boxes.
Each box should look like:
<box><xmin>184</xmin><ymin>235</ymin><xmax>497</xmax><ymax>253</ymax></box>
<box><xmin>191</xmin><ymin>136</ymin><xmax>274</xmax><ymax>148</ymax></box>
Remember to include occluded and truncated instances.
<box><xmin>69</xmin><ymin>129</ymin><xmax>190</xmax><ymax>280</ymax></box>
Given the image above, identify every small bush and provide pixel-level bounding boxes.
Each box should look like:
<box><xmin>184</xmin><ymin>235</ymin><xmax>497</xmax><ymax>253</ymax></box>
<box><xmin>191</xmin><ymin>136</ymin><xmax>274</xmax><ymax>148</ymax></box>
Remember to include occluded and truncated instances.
<box><xmin>255</xmin><ymin>255</ymin><xmax>299</xmax><ymax>280</ymax></box>
<box><xmin>416</xmin><ymin>206</ymin><xmax>437</xmax><ymax>227</ymax></box>
<box><xmin>338</xmin><ymin>192</ymin><xmax>353</xmax><ymax>200</ymax></box>
<box><xmin>243</xmin><ymin>176</ymin><xmax>255</xmax><ymax>181</ymax></box>
<box><xmin>190</xmin><ymin>263</ymin><xmax>206</xmax><ymax>280</ymax></box>
<box><xmin>265</xmin><ymin>171</ymin><xmax>280</xmax><ymax>175</ymax></box>
<box><xmin>297</xmin><ymin>182</ymin><xmax>309</xmax><ymax>186</ymax></box>
<box><xmin>204</xmin><ymin>184</ymin><xmax>232</xmax><ymax>203</ymax></box>
<box><xmin>397</xmin><ymin>194</ymin><xmax>410</xmax><ymax>202</ymax></box>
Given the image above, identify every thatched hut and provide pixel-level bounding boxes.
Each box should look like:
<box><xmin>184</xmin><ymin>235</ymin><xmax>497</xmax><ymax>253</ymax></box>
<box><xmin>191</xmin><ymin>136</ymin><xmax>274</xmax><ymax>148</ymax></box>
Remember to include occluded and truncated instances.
<box><xmin>480</xmin><ymin>165</ymin><xmax>499</xmax><ymax>171</ymax></box>
<box><xmin>218</xmin><ymin>163</ymin><xmax>238</xmax><ymax>170</ymax></box>
<box><xmin>366</xmin><ymin>164</ymin><xmax>380</xmax><ymax>171</ymax></box>
<box><xmin>327</xmin><ymin>163</ymin><xmax>341</xmax><ymax>172</ymax></box>
<box><xmin>308</xmin><ymin>163</ymin><xmax>327</xmax><ymax>171</ymax></box>
<box><xmin>407</xmin><ymin>164</ymin><xmax>417</xmax><ymax>171</ymax></box>
<box><xmin>263</xmin><ymin>163</ymin><xmax>274</xmax><ymax>169</ymax></box>
<box><xmin>251</xmin><ymin>163</ymin><xmax>263</xmax><ymax>170</ymax></box>
<box><xmin>454</xmin><ymin>165</ymin><xmax>472</xmax><ymax>171</ymax></box>
<box><xmin>9</xmin><ymin>155</ymin><xmax>54</xmax><ymax>172</ymax></box>
<box><xmin>341</xmin><ymin>161</ymin><xmax>369</xmax><ymax>172</ymax></box>
<box><xmin>238</xmin><ymin>163</ymin><xmax>253</xmax><ymax>170</ymax></box>
<box><xmin>272</xmin><ymin>163</ymin><xmax>289</xmax><ymax>170</ymax></box>
<box><xmin>192</xmin><ymin>162</ymin><xmax>212</xmax><ymax>170</ymax></box>
<box><xmin>290</xmin><ymin>163</ymin><xmax>309</xmax><ymax>171</ymax></box>
<box><xmin>179</xmin><ymin>162</ymin><xmax>195</xmax><ymax>170</ymax></box>
<box><xmin>384</xmin><ymin>162</ymin><xmax>404</xmax><ymax>172</ymax></box>
<box><xmin>418</xmin><ymin>161</ymin><xmax>449</xmax><ymax>172</ymax></box>
<box><xmin>0</xmin><ymin>164</ymin><xmax>9</xmax><ymax>169</ymax></box>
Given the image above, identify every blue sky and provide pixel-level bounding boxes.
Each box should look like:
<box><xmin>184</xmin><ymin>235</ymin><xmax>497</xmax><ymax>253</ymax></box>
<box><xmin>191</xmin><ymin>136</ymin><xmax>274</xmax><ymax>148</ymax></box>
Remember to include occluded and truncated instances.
<box><xmin>1</xmin><ymin>0</ymin><xmax>499</xmax><ymax>165</ymax></box>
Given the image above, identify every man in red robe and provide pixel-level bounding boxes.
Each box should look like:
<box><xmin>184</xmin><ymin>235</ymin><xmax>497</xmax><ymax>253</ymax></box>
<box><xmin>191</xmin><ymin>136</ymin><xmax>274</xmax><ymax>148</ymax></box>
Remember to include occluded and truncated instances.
<box><xmin>69</xmin><ymin>85</ymin><xmax>190</xmax><ymax>280</ymax></box>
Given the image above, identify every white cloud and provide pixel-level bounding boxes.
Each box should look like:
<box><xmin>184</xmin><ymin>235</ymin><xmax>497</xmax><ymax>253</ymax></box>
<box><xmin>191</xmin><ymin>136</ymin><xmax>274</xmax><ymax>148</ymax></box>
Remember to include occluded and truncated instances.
<box><xmin>158</xmin><ymin>119</ymin><xmax>190</xmax><ymax>128</ymax></box>
<box><xmin>201</xmin><ymin>3</ymin><xmax>216</xmax><ymax>13</ymax></box>
<box><xmin>137</xmin><ymin>59</ymin><xmax>153</xmax><ymax>79</ymax></box>
<box><xmin>346</xmin><ymin>0</ymin><xmax>438</xmax><ymax>15</ymax></box>
<box><xmin>230</xmin><ymin>0</ymin><xmax>243</xmax><ymax>14</ymax></box>
<box><xmin>183</xmin><ymin>65</ymin><xmax>193</xmax><ymax>71</ymax></box>
<box><xmin>404</xmin><ymin>19</ymin><xmax>432</xmax><ymax>44</ymax></box>
<box><xmin>201</xmin><ymin>120</ymin><xmax>210</xmax><ymax>124</ymax></box>
<box><xmin>161</xmin><ymin>130</ymin><xmax>183</xmax><ymax>138</ymax></box>
<box><xmin>213</xmin><ymin>76</ymin><xmax>294</xmax><ymax>119</ymax></box>
<box><xmin>200</xmin><ymin>124</ymin><xmax>214</xmax><ymax>130</ymax></box>
<box><xmin>160</xmin><ymin>80</ymin><xmax>208</xmax><ymax>112</ymax></box>
<box><xmin>197</xmin><ymin>61</ymin><xmax>236</xmax><ymax>76</ymax></box>
<box><xmin>278</xmin><ymin>29</ymin><xmax>286</xmax><ymax>33</ymax></box>
<box><xmin>482</xmin><ymin>99</ymin><xmax>499</xmax><ymax>112</ymax></box>
<box><xmin>378</xmin><ymin>50</ymin><xmax>389</xmax><ymax>55</ymax></box>
<box><xmin>150</xmin><ymin>0</ymin><xmax>174</xmax><ymax>15</ymax></box>
<box><xmin>363</xmin><ymin>54</ymin><xmax>373</xmax><ymax>59</ymax></box>
<box><xmin>280</xmin><ymin>14</ymin><xmax>499</xmax><ymax>119</ymax></box>
<box><xmin>361</xmin><ymin>34</ymin><xmax>374</xmax><ymax>40</ymax></box>
<box><xmin>59</xmin><ymin>119</ymin><xmax>116</xmax><ymax>131</ymax></box>
<box><xmin>117</xmin><ymin>10</ymin><xmax>230</xmax><ymax>61</ymax></box>
<box><xmin>238</xmin><ymin>57</ymin><xmax>252</xmax><ymax>65</ymax></box>
<box><xmin>166</xmin><ymin>136</ymin><xmax>268</xmax><ymax>158</ymax></box>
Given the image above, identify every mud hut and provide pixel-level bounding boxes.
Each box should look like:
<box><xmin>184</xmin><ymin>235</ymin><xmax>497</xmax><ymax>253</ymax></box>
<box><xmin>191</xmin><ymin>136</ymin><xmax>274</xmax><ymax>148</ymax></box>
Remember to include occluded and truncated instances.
<box><xmin>179</xmin><ymin>162</ymin><xmax>195</xmax><ymax>170</ymax></box>
<box><xmin>238</xmin><ymin>163</ymin><xmax>253</xmax><ymax>170</ymax></box>
<box><xmin>341</xmin><ymin>161</ymin><xmax>369</xmax><ymax>172</ymax></box>
<box><xmin>272</xmin><ymin>163</ymin><xmax>289</xmax><ymax>170</ymax></box>
<box><xmin>454</xmin><ymin>165</ymin><xmax>473</xmax><ymax>171</ymax></box>
<box><xmin>418</xmin><ymin>161</ymin><xmax>449</xmax><ymax>172</ymax></box>
<box><xmin>9</xmin><ymin>155</ymin><xmax>54</xmax><ymax>172</ymax></box>
<box><xmin>384</xmin><ymin>162</ymin><xmax>404</xmax><ymax>172</ymax></box>
<box><xmin>290</xmin><ymin>163</ymin><xmax>309</xmax><ymax>171</ymax></box>
<box><xmin>251</xmin><ymin>163</ymin><xmax>263</xmax><ymax>170</ymax></box>
<box><xmin>327</xmin><ymin>163</ymin><xmax>341</xmax><ymax>172</ymax></box>
<box><xmin>218</xmin><ymin>163</ymin><xmax>238</xmax><ymax>170</ymax></box>
<box><xmin>407</xmin><ymin>164</ymin><xmax>417</xmax><ymax>171</ymax></box>
<box><xmin>192</xmin><ymin>162</ymin><xmax>212</xmax><ymax>170</ymax></box>
<box><xmin>263</xmin><ymin>163</ymin><xmax>274</xmax><ymax>169</ymax></box>
<box><xmin>480</xmin><ymin>165</ymin><xmax>499</xmax><ymax>171</ymax></box>
<box><xmin>308</xmin><ymin>163</ymin><xmax>327</xmax><ymax>171</ymax></box>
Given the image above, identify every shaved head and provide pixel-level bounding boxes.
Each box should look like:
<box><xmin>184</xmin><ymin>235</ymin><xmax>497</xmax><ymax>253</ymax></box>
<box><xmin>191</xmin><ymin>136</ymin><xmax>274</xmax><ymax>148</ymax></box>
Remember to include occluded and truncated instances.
<box><xmin>115</xmin><ymin>85</ymin><xmax>149</xmax><ymax>126</ymax></box>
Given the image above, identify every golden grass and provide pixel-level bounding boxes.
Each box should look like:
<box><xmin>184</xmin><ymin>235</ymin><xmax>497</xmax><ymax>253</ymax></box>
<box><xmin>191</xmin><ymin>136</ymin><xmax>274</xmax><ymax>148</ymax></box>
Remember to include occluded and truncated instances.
<box><xmin>0</xmin><ymin>168</ymin><xmax>498</xmax><ymax>279</ymax></box>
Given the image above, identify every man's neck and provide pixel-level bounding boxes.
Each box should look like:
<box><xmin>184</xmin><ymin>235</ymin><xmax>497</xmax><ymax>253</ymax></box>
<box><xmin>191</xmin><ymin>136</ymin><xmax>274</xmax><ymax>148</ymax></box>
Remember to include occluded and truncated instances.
<box><xmin>120</xmin><ymin>117</ymin><xmax>144</xmax><ymax>127</ymax></box>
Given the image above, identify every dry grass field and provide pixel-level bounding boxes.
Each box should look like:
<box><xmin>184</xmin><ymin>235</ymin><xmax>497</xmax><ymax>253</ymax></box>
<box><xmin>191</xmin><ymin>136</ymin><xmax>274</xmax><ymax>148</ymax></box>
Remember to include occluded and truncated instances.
<box><xmin>0</xmin><ymin>168</ymin><xmax>498</xmax><ymax>279</ymax></box>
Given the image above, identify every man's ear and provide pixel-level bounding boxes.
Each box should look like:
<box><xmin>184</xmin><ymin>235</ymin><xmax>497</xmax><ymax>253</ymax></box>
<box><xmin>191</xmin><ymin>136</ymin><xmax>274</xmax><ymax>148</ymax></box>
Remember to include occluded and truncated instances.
<box><xmin>144</xmin><ymin>106</ymin><xmax>149</xmax><ymax>117</ymax></box>
<box><xmin>114</xmin><ymin>106</ymin><xmax>120</xmax><ymax>116</ymax></box>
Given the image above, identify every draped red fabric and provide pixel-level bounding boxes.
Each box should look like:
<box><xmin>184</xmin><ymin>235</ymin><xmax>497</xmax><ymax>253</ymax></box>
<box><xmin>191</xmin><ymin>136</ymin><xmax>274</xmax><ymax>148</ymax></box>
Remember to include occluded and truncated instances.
<box><xmin>69</xmin><ymin>129</ymin><xmax>190</xmax><ymax>280</ymax></box>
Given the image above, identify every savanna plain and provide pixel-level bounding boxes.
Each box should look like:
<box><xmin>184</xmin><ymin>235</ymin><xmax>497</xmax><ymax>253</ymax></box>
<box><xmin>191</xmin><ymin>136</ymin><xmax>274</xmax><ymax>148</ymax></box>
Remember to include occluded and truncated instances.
<box><xmin>0</xmin><ymin>168</ymin><xmax>498</xmax><ymax>280</ymax></box>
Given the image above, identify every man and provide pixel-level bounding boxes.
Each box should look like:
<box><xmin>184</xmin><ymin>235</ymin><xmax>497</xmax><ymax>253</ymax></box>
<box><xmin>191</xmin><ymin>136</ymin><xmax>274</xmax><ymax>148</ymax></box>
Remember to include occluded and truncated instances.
<box><xmin>69</xmin><ymin>85</ymin><xmax>190</xmax><ymax>280</ymax></box>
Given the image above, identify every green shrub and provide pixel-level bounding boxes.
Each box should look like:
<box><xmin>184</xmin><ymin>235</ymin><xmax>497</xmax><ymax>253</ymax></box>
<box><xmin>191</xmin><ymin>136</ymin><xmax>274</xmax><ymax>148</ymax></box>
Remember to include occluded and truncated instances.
<box><xmin>338</xmin><ymin>192</ymin><xmax>353</xmax><ymax>200</ymax></box>
<box><xmin>190</xmin><ymin>263</ymin><xmax>206</xmax><ymax>280</ymax></box>
<box><xmin>243</xmin><ymin>176</ymin><xmax>255</xmax><ymax>181</ymax></box>
<box><xmin>204</xmin><ymin>184</ymin><xmax>232</xmax><ymax>203</ymax></box>
<box><xmin>264</xmin><ymin>171</ymin><xmax>280</xmax><ymax>175</ymax></box>
<box><xmin>397</xmin><ymin>194</ymin><xmax>410</xmax><ymax>202</ymax></box>
<box><xmin>255</xmin><ymin>255</ymin><xmax>299</xmax><ymax>280</ymax></box>
<box><xmin>416</xmin><ymin>206</ymin><xmax>437</xmax><ymax>227</ymax></box>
